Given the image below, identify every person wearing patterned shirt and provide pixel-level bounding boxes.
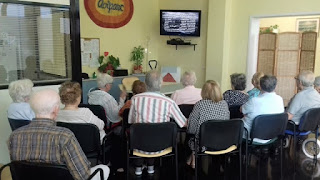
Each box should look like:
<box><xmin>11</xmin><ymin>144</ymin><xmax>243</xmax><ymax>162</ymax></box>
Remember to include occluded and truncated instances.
<box><xmin>8</xmin><ymin>89</ymin><xmax>109</xmax><ymax>180</ymax></box>
<box><xmin>223</xmin><ymin>73</ymin><xmax>249</xmax><ymax>107</ymax></box>
<box><xmin>187</xmin><ymin>80</ymin><xmax>230</xmax><ymax>168</ymax></box>
<box><xmin>128</xmin><ymin>70</ymin><xmax>187</xmax><ymax>175</ymax></box>
<box><xmin>88</xmin><ymin>73</ymin><xmax>126</xmax><ymax>125</ymax></box>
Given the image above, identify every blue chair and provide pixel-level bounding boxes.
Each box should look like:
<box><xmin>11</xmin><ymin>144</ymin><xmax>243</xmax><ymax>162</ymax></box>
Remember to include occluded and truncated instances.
<box><xmin>8</xmin><ymin>118</ymin><xmax>30</xmax><ymax>131</ymax></box>
<box><xmin>285</xmin><ymin>108</ymin><xmax>320</xmax><ymax>169</ymax></box>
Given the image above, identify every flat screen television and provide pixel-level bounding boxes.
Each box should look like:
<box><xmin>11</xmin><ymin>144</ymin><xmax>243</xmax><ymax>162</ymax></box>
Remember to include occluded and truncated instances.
<box><xmin>160</xmin><ymin>10</ymin><xmax>201</xmax><ymax>37</ymax></box>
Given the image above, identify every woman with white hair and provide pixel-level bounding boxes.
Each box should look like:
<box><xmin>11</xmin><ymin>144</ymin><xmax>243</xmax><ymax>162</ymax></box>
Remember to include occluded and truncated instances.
<box><xmin>88</xmin><ymin>73</ymin><xmax>126</xmax><ymax>124</ymax></box>
<box><xmin>315</xmin><ymin>76</ymin><xmax>320</xmax><ymax>93</ymax></box>
<box><xmin>171</xmin><ymin>70</ymin><xmax>202</xmax><ymax>105</ymax></box>
<box><xmin>7</xmin><ymin>79</ymin><xmax>35</xmax><ymax>120</ymax></box>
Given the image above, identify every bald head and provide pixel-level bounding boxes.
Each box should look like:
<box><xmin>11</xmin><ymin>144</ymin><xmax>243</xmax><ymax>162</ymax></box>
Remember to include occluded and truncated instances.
<box><xmin>29</xmin><ymin>89</ymin><xmax>60</xmax><ymax>120</ymax></box>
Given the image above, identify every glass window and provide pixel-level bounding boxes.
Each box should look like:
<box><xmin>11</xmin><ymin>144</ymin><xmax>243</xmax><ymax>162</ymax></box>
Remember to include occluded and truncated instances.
<box><xmin>0</xmin><ymin>2</ymin><xmax>71</xmax><ymax>86</ymax></box>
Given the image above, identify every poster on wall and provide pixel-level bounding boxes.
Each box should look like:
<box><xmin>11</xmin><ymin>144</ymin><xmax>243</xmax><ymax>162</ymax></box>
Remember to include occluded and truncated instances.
<box><xmin>84</xmin><ymin>0</ymin><xmax>134</xmax><ymax>28</ymax></box>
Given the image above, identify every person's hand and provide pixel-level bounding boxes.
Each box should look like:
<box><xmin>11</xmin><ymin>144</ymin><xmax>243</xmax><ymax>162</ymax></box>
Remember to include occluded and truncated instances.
<box><xmin>120</xmin><ymin>90</ymin><xmax>127</xmax><ymax>100</ymax></box>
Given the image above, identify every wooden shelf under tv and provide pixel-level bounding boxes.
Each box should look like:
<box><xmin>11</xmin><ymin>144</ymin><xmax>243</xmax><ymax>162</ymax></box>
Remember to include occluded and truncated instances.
<box><xmin>168</xmin><ymin>44</ymin><xmax>197</xmax><ymax>51</ymax></box>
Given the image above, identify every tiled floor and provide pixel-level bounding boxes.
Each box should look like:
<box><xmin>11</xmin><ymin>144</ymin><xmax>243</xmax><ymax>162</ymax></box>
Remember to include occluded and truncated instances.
<box><xmin>109</xmin><ymin>137</ymin><xmax>320</xmax><ymax>180</ymax></box>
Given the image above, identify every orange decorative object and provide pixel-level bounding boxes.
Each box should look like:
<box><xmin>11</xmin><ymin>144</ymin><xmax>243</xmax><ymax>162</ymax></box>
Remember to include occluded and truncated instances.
<box><xmin>84</xmin><ymin>0</ymin><xmax>134</xmax><ymax>28</ymax></box>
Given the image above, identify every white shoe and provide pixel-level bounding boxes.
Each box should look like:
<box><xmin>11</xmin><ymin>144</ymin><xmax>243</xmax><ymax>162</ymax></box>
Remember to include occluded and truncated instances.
<box><xmin>135</xmin><ymin>167</ymin><xmax>142</xmax><ymax>176</ymax></box>
<box><xmin>147</xmin><ymin>166</ymin><xmax>154</xmax><ymax>174</ymax></box>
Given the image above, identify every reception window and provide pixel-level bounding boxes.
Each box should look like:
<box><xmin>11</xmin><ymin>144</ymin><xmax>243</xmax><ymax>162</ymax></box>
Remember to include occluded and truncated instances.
<box><xmin>0</xmin><ymin>2</ymin><xmax>72</xmax><ymax>87</ymax></box>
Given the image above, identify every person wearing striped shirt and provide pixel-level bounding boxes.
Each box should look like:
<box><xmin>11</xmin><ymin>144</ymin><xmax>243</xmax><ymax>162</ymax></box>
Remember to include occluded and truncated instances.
<box><xmin>128</xmin><ymin>70</ymin><xmax>187</xmax><ymax>175</ymax></box>
<box><xmin>8</xmin><ymin>89</ymin><xmax>109</xmax><ymax>180</ymax></box>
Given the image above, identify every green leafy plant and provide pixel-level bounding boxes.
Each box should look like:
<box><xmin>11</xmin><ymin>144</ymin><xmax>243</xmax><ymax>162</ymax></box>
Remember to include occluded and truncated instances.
<box><xmin>108</xmin><ymin>55</ymin><xmax>120</xmax><ymax>69</ymax></box>
<box><xmin>130</xmin><ymin>46</ymin><xmax>145</xmax><ymax>66</ymax></box>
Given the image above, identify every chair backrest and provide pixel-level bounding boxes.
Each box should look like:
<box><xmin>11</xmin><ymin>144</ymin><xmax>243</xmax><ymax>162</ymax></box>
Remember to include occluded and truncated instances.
<box><xmin>130</xmin><ymin>122</ymin><xmax>177</xmax><ymax>152</ymax></box>
<box><xmin>8</xmin><ymin>118</ymin><xmax>30</xmax><ymax>131</ymax></box>
<box><xmin>199</xmin><ymin>120</ymin><xmax>243</xmax><ymax>151</ymax></box>
<box><xmin>122</xmin><ymin>77</ymin><xmax>139</xmax><ymax>92</ymax></box>
<box><xmin>178</xmin><ymin>104</ymin><xmax>194</xmax><ymax>119</ymax></box>
<box><xmin>299</xmin><ymin>107</ymin><xmax>320</xmax><ymax>132</ymax></box>
<box><xmin>229</xmin><ymin>105</ymin><xmax>244</xmax><ymax>119</ymax></box>
<box><xmin>250</xmin><ymin>113</ymin><xmax>288</xmax><ymax>140</ymax></box>
<box><xmin>57</xmin><ymin>122</ymin><xmax>100</xmax><ymax>154</ymax></box>
<box><xmin>9</xmin><ymin>161</ymin><xmax>74</xmax><ymax>180</ymax></box>
<box><xmin>78</xmin><ymin>103</ymin><xmax>107</xmax><ymax>124</ymax></box>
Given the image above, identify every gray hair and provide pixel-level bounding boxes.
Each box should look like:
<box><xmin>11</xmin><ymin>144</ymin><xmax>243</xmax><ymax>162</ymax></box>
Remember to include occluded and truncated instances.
<box><xmin>314</xmin><ymin>76</ymin><xmax>320</xmax><ymax>87</ymax></box>
<box><xmin>181</xmin><ymin>71</ymin><xmax>197</xmax><ymax>86</ymax></box>
<box><xmin>145</xmin><ymin>70</ymin><xmax>162</xmax><ymax>92</ymax></box>
<box><xmin>230</xmin><ymin>73</ymin><xmax>246</xmax><ymax>91</ymax></box>
<box><xmin>29</xmin><ymin>89</ymin><xmax>60</xmax><ymax>116</ymax></box>
<box><xmin>260</xmin><ymin>75</ymin><xmax>277</xmax><ymax>92</ymax></box>
<box><xmin>97</xmin><ymin>73</ymin><xmax>113</xmax><ymax>88</ymax></box>
<box><xmin>8</xmin><ymin>79</ymin><xmax>34</xmax><ymax>103</ymax></box>
<box><xmin>298</xmin><ymin>71</ymin><xmax>315</xmax><ymax>87</ymax></box>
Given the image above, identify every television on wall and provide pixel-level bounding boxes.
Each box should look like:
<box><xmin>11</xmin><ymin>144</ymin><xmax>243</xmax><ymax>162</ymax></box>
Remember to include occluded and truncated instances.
<box><xmin>160</xmin><ymin>10</ymin><xmax>201</xmax><ymax>37</ymax></box>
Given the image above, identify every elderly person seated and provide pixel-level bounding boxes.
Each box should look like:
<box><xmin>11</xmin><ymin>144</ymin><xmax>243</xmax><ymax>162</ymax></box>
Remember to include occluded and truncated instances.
<box><xmin>287</xmin><ymin>71</ymin><xmax>320</xmax><ymax>124</ymax></box>
<box><xmin>56</xmin><ymin>81</ymin><xmax>106</xmax><ymax>143</ymax></box>
<box><xmin>88</xmin><ymin>73</ymin><xmax>126</xmax><ymax>124</ymax></box>
<box><xmin>315</xmin><ymin>76</ymin><xmax>320</xmax><ymax>93</ymax></box>
<box><xmin>171</xmin><ymin>70</ymin><xmax>202</xmax><ymax>105</ymax></box>
<box><xmin>223</xmin><ymin>73</ymin><xmax>249</xmax><ymax>106</ymax></box>
<box><xmin>187</xmin><ymin>80</ymin><xmax>230</xmax><ymax>168</ymax></box>
<box><xmin>128</xmin><ymin>70</ymin><xmax>186</xmax><ymax>175</ymax></box>
<box><xmin>8</xmin><ymin>89</ymin><xmax>110</xmax><ymax>180</ymax></box>
<box><xmin>247</xmin><ymin>72</ymin><xmax>264</xmax><ymax>99</ymax></box>
<box><xmin>242</xmin><ymin>75</ymin><xmax>284</xmax><ymax>143</ymax></box>
<box><xmin>7</xmin><ymin>79</ymin><xmax>35</xmax><ymax>120</ymax></box>
<box><xmin>119</xmin><ymin>80</ymin><xmax>146</xmax><ymax>118</ymax></box>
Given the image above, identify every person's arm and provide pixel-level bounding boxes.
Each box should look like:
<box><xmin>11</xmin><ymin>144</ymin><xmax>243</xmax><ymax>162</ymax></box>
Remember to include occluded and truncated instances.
<box><xmin>62</xmin><ymin>136</ymin><xmax>91</xmax><ymax>180</ymax></box>
<box><xmin>87</xmin><ymin>109</ymin><xmax>105</xmax><ymax>131</ymax></box>
<box><xmin>103</xmin><ymin>94</ymin><xmax>122</xmax><ymax>123</ymax></box>
<box><xmin>128</xmin><ymin>98</ymin><xmax>136</xmax><ymax>124</ymax></box>
<box><xmin>287</xmin><ymin>95</ymin><xmax>301</xmax><ymax>121</ymax></box>
<box><xmin>170</xmin><ymin>102</ymin><xmax>187</xmax><ymax>128</ymax></box>
<box><xmin>119</xmin><ymin>100</ymin><xmax>131</xmax><ymax>117</ymax></box>
<box><xmin>187</xmin><ymin>104</ymin><xmax>200</xmax><ymax>135</ymax></box>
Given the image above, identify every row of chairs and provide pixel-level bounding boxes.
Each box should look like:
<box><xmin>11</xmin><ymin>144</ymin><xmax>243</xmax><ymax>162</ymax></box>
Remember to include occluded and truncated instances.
<box><xmin>6</xmin><ymin>102</ymin><xmax>320</xmax><ymax>180</ymax></box>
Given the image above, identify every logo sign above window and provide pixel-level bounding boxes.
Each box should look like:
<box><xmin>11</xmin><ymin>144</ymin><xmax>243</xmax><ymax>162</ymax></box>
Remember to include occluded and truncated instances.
<box><xmin>84</xmin><ymin>0</ymin><xmax>134</xmax><ymax>28</ymax></box>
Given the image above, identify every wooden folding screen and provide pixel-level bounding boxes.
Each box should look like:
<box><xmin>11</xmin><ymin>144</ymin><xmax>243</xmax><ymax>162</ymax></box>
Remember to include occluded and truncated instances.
<box><xmin>257</xmin><ymin>32</ymin><xmax>317</xmax><ymax>106</ymax></box>
<box><xmin>300</xmin><ymin>32</ymin><xmax>317</xmax><ymax>72</ymax></box>
<box><xmin>275</xmin><ymin>33</ymin><xmax>300</xmax><ymax>106</ymax></box>
<box><xmin>257</xmin><ymin>33</ymin><xmax>276</xmax><ymax>75</ymax></box>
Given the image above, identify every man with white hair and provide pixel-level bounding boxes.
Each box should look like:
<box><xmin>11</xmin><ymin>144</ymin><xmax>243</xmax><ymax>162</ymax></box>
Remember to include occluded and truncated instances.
<box><xmin>128</xmin><ymin>70</ymin><xmax>186</xmax><ymax>175</ymax></box>
<box><xmin>287</xmin><ymin>71</ymin><xmax>320</xmax><ymax>124</ymax></box>
<box><xmin>171</xmin><ymin>70</ymin><xmax>202</xmax><ymax>105</ymax></box>
<box><xmin>88</xmin><ymin>73</ymin><xmax>126</xmax><ymax>124</ymax></box>
<box><xmin>8</xmin><ymin>89</ymin><xmax>110</xmax><ymax>180</ymax></box>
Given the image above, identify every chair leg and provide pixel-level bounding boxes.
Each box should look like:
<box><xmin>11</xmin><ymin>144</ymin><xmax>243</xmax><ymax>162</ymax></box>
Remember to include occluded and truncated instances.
<box><xmin>281</xmin><ymin>138</ymin><xmax>283</xmax><ymax>180</ymax></box>
<box><xmin>239</xmin><ymin>147</ymin><xmax>242</xmax><ymax>180</ymax></box>
<box><xmin>314</xmin><ymin>126</ymin><xmax>319</xmax><ymax>166</ymax></box>
<box><xmin>175</xmin><ymin>152</ymin><xmax>179</xmax><ymax>180</ymax></box>
<box><xmin>195</xmin><ymin>151</ymin><xmax>198</xmax><ymax>180</ymax></box>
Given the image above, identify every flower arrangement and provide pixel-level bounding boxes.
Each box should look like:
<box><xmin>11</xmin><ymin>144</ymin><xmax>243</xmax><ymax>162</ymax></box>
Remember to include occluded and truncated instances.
<box><xmin>98</xmin><ymin>52</ymin><xmax>120</xmax><ymax>76</ymax></box>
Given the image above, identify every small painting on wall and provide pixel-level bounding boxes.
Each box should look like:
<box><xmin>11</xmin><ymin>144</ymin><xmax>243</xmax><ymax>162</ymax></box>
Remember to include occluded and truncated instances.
<box><xmin>296</xmin><ymin>18</ymin><xmax>319</xmax><ymax>33</ymax></box>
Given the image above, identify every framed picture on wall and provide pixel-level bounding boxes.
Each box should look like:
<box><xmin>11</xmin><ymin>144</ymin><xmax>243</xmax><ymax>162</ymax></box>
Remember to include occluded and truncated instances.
<box><xmin>296</xmin><ymin>18</ymin><xmax>320</xmax><ymax>33</ymax></box>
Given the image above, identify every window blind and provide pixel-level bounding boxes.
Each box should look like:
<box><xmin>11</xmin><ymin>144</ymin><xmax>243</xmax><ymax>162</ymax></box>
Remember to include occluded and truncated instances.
<box><xmin>0</xmin><ymin>2</ymin><xmax>72</xmax><ymax>85</ymax></box>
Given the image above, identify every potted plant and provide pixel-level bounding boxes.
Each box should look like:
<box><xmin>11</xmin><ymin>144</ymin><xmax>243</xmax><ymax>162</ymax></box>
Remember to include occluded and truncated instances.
<box><xmin>130</xmin><ymin>46</ymin><xmax>145</xmax><ymax>74</ymax></box>
<box><xmin>271</xmin><ymin>24</ymin><xmax>279</xmax><ymax>33</ymax></box>
<box><xmin>98</xmin><ymin>52</ymin><xmax>120</xmax><ymax>76</ymax></box>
